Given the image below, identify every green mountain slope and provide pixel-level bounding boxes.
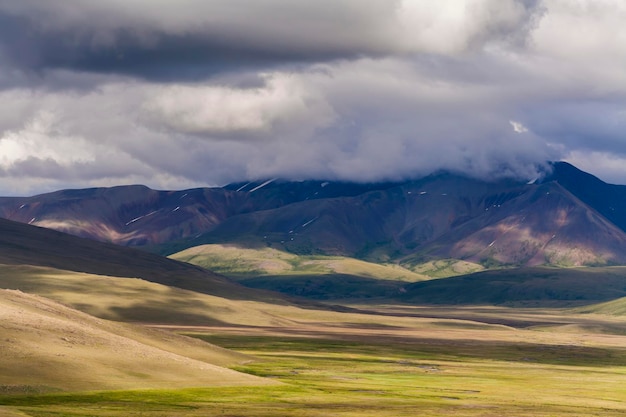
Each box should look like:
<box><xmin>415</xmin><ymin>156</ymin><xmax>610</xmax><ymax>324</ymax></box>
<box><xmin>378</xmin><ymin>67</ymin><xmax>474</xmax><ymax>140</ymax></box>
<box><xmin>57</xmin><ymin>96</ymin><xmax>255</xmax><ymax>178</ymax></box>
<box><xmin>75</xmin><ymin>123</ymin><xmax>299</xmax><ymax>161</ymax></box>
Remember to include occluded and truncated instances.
<box><xmin>171</xmin><ymin>244</ymin><xmax>428</xmax><ymax>281</ymax></box>
<box><xmin>171</xmin><ymin>244</ymin><xmax>431</xmax><ymax>299</ymax></box>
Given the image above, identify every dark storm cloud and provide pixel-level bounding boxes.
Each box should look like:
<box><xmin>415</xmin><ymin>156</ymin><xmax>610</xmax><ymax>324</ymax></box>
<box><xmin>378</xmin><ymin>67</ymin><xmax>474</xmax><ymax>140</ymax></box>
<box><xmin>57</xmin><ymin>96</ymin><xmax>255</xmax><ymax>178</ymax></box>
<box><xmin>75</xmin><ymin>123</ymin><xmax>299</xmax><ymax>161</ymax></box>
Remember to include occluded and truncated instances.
<box><xmin>0</xmin><ymin>0</ymin><xmax>399</xmax><ymax>80</ymax></box>
<box><xmin>0</xmin><ymin>0</ymin><xmax>624</xmax><ymax>195</ymax></box>
<box><xmin>0</xmin><ymin>15</ymin><xmax>350</xmax><ymax>81</ymax></box>
<box><xmin>0</xmin><ymin>0</ymin><xmax>546</xmax><ymax>81</ymax></box>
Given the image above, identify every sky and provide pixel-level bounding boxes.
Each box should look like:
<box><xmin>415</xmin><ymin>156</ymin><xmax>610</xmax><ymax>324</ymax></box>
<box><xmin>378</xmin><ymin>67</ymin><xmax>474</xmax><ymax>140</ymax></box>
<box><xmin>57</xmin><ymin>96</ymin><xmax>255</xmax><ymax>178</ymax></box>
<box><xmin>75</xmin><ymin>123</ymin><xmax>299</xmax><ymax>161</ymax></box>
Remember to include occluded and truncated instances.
<box><xmin>0</xmin><ymin>0</ymin><xmax>624</xmax><ymax>195</ymax></box>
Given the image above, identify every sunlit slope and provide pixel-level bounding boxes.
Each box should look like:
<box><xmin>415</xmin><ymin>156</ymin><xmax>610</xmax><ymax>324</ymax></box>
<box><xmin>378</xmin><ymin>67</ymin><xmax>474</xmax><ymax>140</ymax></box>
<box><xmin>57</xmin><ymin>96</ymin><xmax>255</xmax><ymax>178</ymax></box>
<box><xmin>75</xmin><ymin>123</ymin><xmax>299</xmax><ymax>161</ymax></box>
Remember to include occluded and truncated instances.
<box><xmin>171</xmin><ymin>244</ymin><xmax>428</xmax><ymax>281</ymax></box>
<box><xmin>0</xmin><ymin>185</ymin><xmax>247</xmax><ymax>246</ymax></box>
<box><xmin>0</xmin><ymin>264</ymin><xmax>499</xmax><ymax>335</ymax></box>
<box><xmin>170</xmin><ymin>245</ymin><xmax>626</xmax><ymax>304</ymax></box>
<box><xmin>0</xmin><ymin>264</ymin><xmax>300</xmax><ymax>327</ymax></box>
<box><xmin>575</xmin><ymin>296</ymin><xmax>626</xmax><ymax>316</ymax></box>
<box><xmin>0</xmin><ymin>289</ymin><xmax>272</xmax><ymax>393</ymax></box>
<box><xmin>171</xmin><ymin>244</ymin><xmax>431</xmax><ymax>299</ymax></box>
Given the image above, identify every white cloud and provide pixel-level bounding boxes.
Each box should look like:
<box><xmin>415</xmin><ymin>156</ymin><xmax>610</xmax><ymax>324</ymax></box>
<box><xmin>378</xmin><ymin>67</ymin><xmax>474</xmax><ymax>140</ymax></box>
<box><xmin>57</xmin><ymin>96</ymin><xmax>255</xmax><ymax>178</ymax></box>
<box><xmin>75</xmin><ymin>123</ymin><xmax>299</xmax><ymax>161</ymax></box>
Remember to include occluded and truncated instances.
<box><xmin>564</xmin><ymin>151</ymin><xmax>626</xmax><ymax>185</ymax></box>
<box><xmin>527</xmin><ymin>0</ymin><xmax>626</xmax><ymax>92</ymax></box>
<box><xmin>0</xmin><ymin>111</ymin><xmax>94</xmax><ymax>165</ymax></box>
<box><xmin>0</xmin><ymin>0</ymin><xmax>625</xmax><ymax>194</ymax></box>
<box><xmin>142</xmin><ymin>74</ymin><xmax>335</xmax><ymax>137</ymax></box>
<box><xmin>397</xmin><ymin>0</ymin><xmax>536</xmax><ymax>54</ymax></box>
<box><xmin>510</xmin><ymin>120</ymin><xmax>528</xmax><ymax>133</ymax></box>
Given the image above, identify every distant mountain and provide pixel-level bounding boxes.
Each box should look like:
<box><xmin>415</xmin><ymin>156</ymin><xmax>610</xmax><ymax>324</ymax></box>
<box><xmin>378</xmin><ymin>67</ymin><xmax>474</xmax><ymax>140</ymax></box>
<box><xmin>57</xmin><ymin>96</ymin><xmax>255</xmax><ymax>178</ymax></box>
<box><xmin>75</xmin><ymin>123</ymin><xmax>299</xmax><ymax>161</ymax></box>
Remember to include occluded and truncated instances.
<box><xmin>0</xmin><ymin>185</ymin><xmax>247</xmax><ymax>246</ymax></box>
<box><xmin>0</xmin><ymin>181</ymin><xmax>398</xmax><ymax>247</ymax></box>
<box><xmin>2</xmin><ymin>162</ymin><xmax>626</xmax><ymax>269</ymax></box>
<box><xmin>182</xmin><ymin>173</ymin><xmax>626</xmax><ymax>267</ymax></box>
<box><xmin>407</xmin><ymin>180</ymin><xmax>626</xmax><ymax>267</ymax></box>
<box><xmin>545</xmin><ymin>162</ymin><xmax>626</xmax><ymax>232</ymax></box>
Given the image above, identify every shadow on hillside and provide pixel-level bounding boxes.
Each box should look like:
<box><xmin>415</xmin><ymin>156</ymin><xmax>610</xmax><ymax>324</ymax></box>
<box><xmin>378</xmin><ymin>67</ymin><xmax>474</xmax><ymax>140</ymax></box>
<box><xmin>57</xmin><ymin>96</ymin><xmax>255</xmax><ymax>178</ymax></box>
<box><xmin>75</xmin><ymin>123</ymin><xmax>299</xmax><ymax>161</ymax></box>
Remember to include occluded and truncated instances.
<box><xmin>399</xmin><ymin>267</ymin><xmax>626</xmax><ymax>307</ymax></box>
<box><xmin>239</xmin><ymin>274</ymin><xmax>406</xmax><ymax>300</ymax></box>
<box><xmin>213</xmin><ymin>332</ymin><xmax>626</xmax><ymax>368</ymax></box>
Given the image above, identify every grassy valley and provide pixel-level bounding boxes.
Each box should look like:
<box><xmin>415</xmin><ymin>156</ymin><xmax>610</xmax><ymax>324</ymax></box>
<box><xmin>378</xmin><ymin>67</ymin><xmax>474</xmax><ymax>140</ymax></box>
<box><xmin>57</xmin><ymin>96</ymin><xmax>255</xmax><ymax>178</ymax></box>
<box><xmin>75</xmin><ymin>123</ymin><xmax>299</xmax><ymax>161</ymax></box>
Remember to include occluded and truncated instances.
<box><xmin>3</xmin><ymin>217</ymin><xmax>626</xmax><ymax>415</ymax></box>
<box><xmin>5</xmin><ymin>249</ymin><xmax>626</xmax><ymax>416</ymax></box>
<box><xmin>3</xmin><ymin>306</ymin><xmax>626</xmax><ymax>416</ymax></box>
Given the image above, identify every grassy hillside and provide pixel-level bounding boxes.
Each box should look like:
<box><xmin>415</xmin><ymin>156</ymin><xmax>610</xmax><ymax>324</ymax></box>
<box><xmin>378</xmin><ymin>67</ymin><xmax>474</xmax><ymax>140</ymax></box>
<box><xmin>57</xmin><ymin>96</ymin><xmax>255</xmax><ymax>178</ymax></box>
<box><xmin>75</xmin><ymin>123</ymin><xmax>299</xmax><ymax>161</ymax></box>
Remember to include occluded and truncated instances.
<box><xmin>400</xmin><ymin>266</ymin><xmax>626</xmax><ymax>306</ymax></box>
<box><xmin>170</xmin><ymin>244</ymin><xmax>432</xmax><ymax>299</ymax></box>
<box><xmin>574</xmin><ymin>296</ymin><xmax>626</xmax><ymax>316</ymax></box>
<box><xmin>0</xmin><ymin>217</ymin><xmax>287</xmax><ymax>302</ymax></box>
<box><xmin>405</xmin><ymin>258</ymin><xmax>485</xmax><ymax>278</ymax></box>
<box><xmin>0</xmin><ymin>289</ymin><xmax>272</xmax><ymax>393</ymax></box>
<box><xmin>171</xmin><ymin>245</ymin><xmax>626</xmax><ymax>305</ymax></box>
<box><xmin>0</xmin><ymin>264</ymin><xmax>305</xmax><ymax>326</ymax></box>
<box><xmin>171</xmin><ymin>244</ymin><xmax>428</xmax><ymax>281</ymax></box>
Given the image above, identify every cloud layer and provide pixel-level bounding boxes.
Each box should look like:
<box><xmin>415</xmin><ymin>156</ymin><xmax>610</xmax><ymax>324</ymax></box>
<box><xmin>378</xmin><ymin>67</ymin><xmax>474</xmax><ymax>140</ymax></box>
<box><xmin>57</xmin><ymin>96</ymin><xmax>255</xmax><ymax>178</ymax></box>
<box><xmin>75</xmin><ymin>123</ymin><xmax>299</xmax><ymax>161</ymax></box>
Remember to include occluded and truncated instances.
<box><xmin>0</xmin><ymin>0</ymin><xmax>625</xmax><ymax>195</ymax></box>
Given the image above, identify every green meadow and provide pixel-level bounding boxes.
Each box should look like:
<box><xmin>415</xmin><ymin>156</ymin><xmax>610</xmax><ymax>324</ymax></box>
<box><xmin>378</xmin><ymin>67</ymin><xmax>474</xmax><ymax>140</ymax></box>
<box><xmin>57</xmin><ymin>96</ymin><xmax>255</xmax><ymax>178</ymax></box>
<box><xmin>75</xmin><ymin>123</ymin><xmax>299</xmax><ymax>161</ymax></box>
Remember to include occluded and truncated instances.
<box><xmin>3</xmin><ymin>314</ymin><xmax>626</xmax><ymax>417</ymax></box>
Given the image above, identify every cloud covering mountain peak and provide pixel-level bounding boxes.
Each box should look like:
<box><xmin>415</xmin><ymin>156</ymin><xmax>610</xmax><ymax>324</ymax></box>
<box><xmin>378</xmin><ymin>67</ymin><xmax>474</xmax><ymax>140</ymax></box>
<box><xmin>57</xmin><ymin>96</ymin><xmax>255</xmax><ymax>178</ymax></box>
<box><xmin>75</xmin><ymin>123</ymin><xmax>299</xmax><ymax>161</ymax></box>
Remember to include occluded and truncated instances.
<box><xmin>0</xmin><ymin>0</ymin><xmax>624</xmax><ymax>195</ymax></box>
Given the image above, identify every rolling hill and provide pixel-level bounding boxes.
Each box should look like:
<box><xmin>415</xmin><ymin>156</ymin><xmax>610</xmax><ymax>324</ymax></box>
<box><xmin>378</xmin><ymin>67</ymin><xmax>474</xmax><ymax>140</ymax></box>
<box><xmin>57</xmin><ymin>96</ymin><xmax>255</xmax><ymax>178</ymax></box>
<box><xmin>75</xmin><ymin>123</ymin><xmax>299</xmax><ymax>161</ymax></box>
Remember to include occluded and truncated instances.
<box><xmin>0</xmin><ymin>289</ymin><xmax>272</xmax><ymax>393</ymax></box>
<box><xmin>171</xmin><ymin>243</ymin><xmax>429</xmax><ymax>281</ymax></box>
<box><xmin>170</xmin><ymin>243</ymin><xmax>433</xmax><ymax>300</ymax></box>
<box><xmin>169</xmin><ymin>245</ymin><xmax>626</xmax><ymax>305</ymax></box>
<box><xmin>0</xmin><ymin>217</ymin><xmax>279</xmax><ymax>301</ymax></box>
<box><xmin>0</xmin><ymin>264</ymin><xmax>299</xmax><ymax>326</ymax></box>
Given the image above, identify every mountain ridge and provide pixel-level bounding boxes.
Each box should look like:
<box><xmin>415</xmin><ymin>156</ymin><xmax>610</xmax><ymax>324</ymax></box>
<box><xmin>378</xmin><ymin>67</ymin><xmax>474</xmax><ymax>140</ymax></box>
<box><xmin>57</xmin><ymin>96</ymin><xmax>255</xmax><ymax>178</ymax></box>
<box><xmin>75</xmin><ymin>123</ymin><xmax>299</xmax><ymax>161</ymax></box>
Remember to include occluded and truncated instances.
<box><xmin>2</xmin><ymin>162</ymin><xmax>626</xmax><ymax>269</ymax></box>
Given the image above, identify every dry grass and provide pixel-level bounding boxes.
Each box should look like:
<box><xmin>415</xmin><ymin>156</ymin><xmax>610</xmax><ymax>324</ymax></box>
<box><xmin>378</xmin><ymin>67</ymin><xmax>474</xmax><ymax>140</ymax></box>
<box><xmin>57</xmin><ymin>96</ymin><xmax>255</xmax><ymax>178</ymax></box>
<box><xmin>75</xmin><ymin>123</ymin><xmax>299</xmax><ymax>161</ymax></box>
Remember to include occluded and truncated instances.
<box><xmin>0</xmin><ymin>263</ymin><xmax>305</xmax><ymax>327</ymax></box>
<box><xmin>4</xmin><ymin>310</ymin><xmax>626</xmax><ymax>416</ymax></box>
<box><xmin>0</xmin><ymin>407</ymin><xmax>24</xmax><ymax>417</ymax></box>
<box><xmin>0</xmin><ymin>289</ymin><xmax>274</xmax><ymax>393</ymax></box>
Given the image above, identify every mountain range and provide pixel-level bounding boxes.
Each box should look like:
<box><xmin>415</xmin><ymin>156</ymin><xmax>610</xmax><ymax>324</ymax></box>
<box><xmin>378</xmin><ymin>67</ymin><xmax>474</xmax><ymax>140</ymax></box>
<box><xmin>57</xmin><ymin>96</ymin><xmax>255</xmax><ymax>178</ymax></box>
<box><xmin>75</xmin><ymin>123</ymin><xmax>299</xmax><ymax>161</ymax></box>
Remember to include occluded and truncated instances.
<box><xmin>2</xmin><ymin>162</ymin><xmax>626</xmax><ymax>269</ymax></box>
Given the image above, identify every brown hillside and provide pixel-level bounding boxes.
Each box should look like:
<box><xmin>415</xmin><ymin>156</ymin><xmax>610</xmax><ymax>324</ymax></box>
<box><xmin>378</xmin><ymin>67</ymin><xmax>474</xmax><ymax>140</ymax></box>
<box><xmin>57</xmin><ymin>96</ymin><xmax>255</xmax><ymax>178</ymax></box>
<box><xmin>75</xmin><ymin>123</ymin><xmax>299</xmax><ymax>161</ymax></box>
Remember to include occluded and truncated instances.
<box><xmin>425</xmin><ymin>182</ymin><xmax>626</xmax><ymax>266</ymax></box>
<box><xmin>0</xmin><ymin>289</ymin><xmax>272</xmax><ymax>393</ymax></box>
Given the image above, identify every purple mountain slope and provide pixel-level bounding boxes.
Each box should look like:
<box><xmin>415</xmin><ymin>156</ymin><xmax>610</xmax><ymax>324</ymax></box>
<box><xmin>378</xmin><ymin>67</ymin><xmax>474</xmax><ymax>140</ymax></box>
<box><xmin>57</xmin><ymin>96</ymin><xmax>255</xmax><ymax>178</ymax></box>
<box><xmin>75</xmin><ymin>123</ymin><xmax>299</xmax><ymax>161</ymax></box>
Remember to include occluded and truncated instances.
<box><xmin>1</xmin><ymin>163</ymin><xmax>626</xmax><ymax>268</ymax></box>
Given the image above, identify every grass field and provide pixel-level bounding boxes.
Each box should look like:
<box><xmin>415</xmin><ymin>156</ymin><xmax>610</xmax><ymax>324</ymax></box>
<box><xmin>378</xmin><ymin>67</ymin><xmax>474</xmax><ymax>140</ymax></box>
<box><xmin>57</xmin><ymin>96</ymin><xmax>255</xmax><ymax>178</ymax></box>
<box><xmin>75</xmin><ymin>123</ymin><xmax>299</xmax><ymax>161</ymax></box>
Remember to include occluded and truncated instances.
<box><xmin>3</xmin><ymin>305</ymin><xmax>626</xmax><ymax>416</ymax></box>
